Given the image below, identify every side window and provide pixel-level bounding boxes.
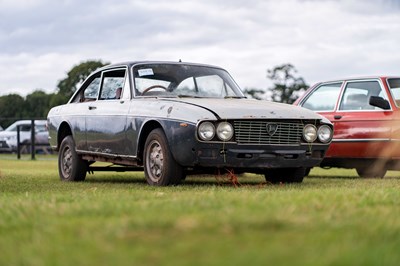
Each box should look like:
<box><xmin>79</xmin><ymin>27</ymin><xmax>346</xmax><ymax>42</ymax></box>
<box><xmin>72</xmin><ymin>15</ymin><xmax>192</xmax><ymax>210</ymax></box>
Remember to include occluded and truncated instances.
<box><xmin>71</xmin><ymin>73</ymin><xmax>101</xmax><ymax>103</ymax></box>
<box><xmin>301</xmin><ymin>83</ymin><xmax>342</xmax><ymax>111</ymax></box>
<box><xmin>388</xmin><ymin>78</ymin><xmax>400</xmax><ymax>107</ymax></box>
<box><xmin>99</xmin><ymin>69</ymin><xmax>126</xmax><ymax>100</ymax></box>
<box><xmin>84</xmin><ymin>78</ymin><xmax>101</xmax><ymax>100</ymax></box>
<box><xmin>339</xmin><ymin>81</ymin><xmax>387</xmax><ymax>111</ymax></box>
<box><xmin>20</xmin><ymin>125</ymin><xmax>31</xmax><ymax>132</ymax></box>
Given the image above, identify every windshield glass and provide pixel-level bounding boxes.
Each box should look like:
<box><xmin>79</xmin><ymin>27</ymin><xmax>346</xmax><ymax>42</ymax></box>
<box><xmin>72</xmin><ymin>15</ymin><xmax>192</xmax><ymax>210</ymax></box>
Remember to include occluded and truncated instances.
<box><xmin>5</xmin><ymin>122</ymin><xmax>46</xmax><ymax>132</ymax></box>
<box><xmin>132</xmin><ymin>63</ymin><xmax>244</xmax><ymax>98</ymax></box>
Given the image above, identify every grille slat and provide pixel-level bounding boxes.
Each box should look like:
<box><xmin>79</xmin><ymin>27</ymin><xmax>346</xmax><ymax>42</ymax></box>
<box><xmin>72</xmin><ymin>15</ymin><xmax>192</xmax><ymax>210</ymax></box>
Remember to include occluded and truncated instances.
<box><xmin>234</xmin><ymin>121</ymin><xmax>303</xmax><ymax>145</ymax></box>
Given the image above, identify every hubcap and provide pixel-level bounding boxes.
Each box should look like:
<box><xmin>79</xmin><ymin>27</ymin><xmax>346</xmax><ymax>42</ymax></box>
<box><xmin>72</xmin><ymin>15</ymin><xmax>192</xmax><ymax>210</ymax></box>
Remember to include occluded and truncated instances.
<box><xmin>62</xmin><ymin>147</ymin><xmax>72</xmax><ymax>178</ymax></box>
<box><xmin>147</xmin><ymin>140</ymin><xmax>164</xmax><ymax>182</ymax></box>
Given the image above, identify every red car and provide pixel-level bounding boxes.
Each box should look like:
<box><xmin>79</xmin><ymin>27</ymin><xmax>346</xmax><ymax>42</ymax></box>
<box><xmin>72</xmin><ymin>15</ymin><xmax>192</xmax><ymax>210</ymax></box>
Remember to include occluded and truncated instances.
<box><xmin>295</xmin><ymin>76</ymin><xmax>400</xmax><ymax>178</ymax></box>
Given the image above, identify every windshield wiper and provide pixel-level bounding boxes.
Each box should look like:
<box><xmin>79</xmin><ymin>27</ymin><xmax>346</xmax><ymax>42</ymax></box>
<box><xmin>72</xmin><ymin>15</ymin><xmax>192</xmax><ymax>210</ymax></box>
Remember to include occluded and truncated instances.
<box><xmin>177</xmin><ymin>94</ymin><xmax>203</xmax><ymax>98</ymax></box>
<box><xmin>224</xmin><ymin>96</ymin><xmax>246</xmax><ymax>99</ymax></box>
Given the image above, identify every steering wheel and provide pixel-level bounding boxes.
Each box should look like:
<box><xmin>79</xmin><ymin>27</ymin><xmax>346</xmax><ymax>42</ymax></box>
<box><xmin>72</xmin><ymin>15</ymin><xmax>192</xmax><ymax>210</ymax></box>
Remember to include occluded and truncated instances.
<box><xmin>142</xmin><ymin>85</ymin><xmax>168</xmax><ymax>95</ymax></box>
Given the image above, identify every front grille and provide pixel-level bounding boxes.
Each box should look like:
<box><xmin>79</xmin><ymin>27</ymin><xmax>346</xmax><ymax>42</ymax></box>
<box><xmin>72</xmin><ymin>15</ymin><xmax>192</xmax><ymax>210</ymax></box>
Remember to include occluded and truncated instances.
<box><xmin>234</xmin><ymin>120</ymin><xmax>304</xmax><ymax>145</ymax></box>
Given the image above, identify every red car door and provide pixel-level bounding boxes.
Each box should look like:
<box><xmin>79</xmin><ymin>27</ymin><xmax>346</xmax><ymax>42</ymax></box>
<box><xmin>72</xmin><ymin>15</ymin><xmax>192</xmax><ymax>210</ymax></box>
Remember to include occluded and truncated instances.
<box><xmin>326</xmin><ymin>79</ymin><xmax>393</xmax><ymax>159</ymax></box>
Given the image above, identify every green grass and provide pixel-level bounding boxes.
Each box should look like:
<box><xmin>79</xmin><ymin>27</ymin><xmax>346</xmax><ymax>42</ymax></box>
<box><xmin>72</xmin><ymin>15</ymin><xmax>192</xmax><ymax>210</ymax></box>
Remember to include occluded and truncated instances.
<box><xmin>1</xmin><ymin>155</ymin><xmax>400</xmax><ymax>266</ymax></box>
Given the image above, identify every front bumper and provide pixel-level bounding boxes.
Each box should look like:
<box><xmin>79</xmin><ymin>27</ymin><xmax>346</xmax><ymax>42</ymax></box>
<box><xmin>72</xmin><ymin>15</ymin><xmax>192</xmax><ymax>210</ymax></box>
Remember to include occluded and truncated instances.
<box><xmin>174</xmin><ymin>142</ymin><xmax>328</xmax><ymax>172</ymax></box>
<box><xmin>0</xmin><ymin>140</ymin><xmax>13</xmax><ymax>152</ymax></box>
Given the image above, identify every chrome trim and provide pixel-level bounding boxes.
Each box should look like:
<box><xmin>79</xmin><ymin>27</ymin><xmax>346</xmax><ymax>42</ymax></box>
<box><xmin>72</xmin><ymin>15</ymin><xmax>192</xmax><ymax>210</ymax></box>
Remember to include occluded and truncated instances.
<box><xmin>234</xmin><ymin>120</ymin><xmax>303</xmax><ymax>145</ymax></box>
<box><xmin>76</xmin><ymin>150</ymin><xmax>137</xmax><ymax>160</ymax></box>
<box><xmin>332</xmin><ymin>138</ymin><xmax>390</xmax><ymax>143</ymax></box>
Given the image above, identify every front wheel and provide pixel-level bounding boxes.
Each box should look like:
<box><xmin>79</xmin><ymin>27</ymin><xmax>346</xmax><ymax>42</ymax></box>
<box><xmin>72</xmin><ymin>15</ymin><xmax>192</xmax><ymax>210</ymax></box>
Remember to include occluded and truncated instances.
<box><xmin>58</xmin><ymin>136</ymin><xmax>87</xmax><ymax>181</ymax></box>
<box><xmin>144</xmin><ymin>128</ymin><xmax>184</xmax><ymax>186</ymax></box>
<box><xmin>264</xmin><ymin>168</ymin><xmax>306</xmax><ymax>184</ymax></box>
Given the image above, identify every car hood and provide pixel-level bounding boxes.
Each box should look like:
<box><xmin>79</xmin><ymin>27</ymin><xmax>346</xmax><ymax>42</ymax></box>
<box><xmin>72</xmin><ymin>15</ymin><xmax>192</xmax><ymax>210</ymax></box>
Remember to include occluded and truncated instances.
<box><xmin>0</xmin><ymin>131</ymin><xmax>15</xmax><ymax>139</ymax></box>
<box><xmin>163</xmin><ymin>98</ymin><xmax>324</xmax><ymax>120</ymax></box>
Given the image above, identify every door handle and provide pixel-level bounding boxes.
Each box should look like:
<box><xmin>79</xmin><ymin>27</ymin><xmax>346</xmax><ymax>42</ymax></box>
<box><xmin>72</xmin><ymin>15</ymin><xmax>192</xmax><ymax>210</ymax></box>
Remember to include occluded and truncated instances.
<box><xmin>334</xmin><ymin>115</ymin><xmax>342</xmax><ymax>120</ymax></box>
<box><xmin>88</xmin><ymin>106</ymin><xmax>97</xmax><ymax>110</ymax></box>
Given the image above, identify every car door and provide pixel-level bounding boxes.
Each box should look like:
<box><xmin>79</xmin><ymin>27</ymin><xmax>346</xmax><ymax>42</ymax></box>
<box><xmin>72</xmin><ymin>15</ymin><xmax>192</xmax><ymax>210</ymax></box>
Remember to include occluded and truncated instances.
<box><xmin>386</xmin><ymin>77</ymin><xmax>400</xmax><ymax>159</ymax></box>
<box><xmin>67</xmin><ymin>72</ymin><xmax>102</xmax><ymax>151</ymax></box>
<box><xmin>330</xmin><ymin>79</ymin><xmax>393</xmax><ymax>159</ymax></box>
<box><xmin>85</xmin><ymin>68</ymin><xmax>131</xmax><ymax>155</ymax></box>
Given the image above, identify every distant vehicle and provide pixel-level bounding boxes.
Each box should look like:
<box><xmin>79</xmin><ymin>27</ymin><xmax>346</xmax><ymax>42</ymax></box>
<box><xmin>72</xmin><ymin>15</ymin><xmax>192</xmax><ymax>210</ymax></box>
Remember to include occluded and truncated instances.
<box><xmin>47</xmin><ymin>61</ymin><xmax>333</xmax><ymax>186</ymax></box>
<box><xmin>0</xmin><ymin>120</ymin><xmax>49</xmax><ymax>153</ymax></box>
<box><xmin>295</xmin><ymin>76</ymin><xmax>400</xmax><ymax>178</ymax></box>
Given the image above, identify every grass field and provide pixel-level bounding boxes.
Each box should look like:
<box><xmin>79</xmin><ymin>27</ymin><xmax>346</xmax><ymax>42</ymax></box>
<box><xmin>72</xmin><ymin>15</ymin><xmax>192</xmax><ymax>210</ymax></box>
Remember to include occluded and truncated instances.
<box><xmin>1</xmin><ymin>155</ymin><xmax>400</xmax><ymax>266</ymax></box>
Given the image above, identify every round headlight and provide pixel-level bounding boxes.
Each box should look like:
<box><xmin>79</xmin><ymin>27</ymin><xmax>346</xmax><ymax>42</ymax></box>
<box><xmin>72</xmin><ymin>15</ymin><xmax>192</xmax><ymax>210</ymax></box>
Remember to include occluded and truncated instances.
<box><xmin>198</xmin><ymin>122</ymin><xmax>215</xmax><ymax>141</ymax></box>
<box><xmin>303</xmin><ymin>124</ymin><xmax>317</xmax><ymax>142</ymax></box>
<box><xmin>317</xmin><ymin>125</ymin><xmax>333</xmax><ymax>143</ymax></box>
<box><xmin>216</xmin><ymin>122</ymin><xmax>234</xmax><ymax>141</ymax></box>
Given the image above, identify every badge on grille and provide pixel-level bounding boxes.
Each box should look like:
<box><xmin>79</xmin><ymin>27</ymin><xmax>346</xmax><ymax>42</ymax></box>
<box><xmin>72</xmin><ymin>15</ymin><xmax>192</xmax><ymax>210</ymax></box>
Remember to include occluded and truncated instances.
<box><xmin>266</xmin><ymin>123</ymin><xmax>278</xmax><ymax>136</ymax></box>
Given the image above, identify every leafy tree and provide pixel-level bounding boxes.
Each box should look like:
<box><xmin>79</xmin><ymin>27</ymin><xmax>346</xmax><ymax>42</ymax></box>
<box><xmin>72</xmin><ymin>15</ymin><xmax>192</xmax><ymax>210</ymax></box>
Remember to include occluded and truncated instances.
<box><xmin>49</xmin><ymin>93</ymin><xmax>69</xmax><ymax>107</ymax></box>
<box><xmin>57</xmin><ymin>60</ymin><xmax>109</xmax><ymax>101</ymax></box>
<box><xmin>23</xmin><ymin>90</ymin><xmax>52</xmax><ymax>119</ymax></box>
<box><xmin>267</xmin><ymin>64</ymin><xmax>308</xmax><ymax>104</ymax></box>
<box><xmin>0</xmin><ymin>94</ymin><xmax>25</xmax><ymax>128</ymax></box>
<box><xmin>243</xmin><ymin>87</ymin><xmax>267</xmax><ymax>100</ymax></box>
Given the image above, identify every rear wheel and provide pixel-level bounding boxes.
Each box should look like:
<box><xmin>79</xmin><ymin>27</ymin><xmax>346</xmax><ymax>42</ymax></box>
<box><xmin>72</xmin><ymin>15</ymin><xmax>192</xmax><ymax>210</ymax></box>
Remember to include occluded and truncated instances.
<box><xmin>356</xmin><ymin>167</ymin><xmax>386</xmax><ymax>178</ymax></box>
<box><xmin>58</xmin><ymin>136</ymin><xmax>87</xmax><ymax>181</ymax></box>
<box><xmin>144</xmin><ymin>128</ymin><xmax>184</xmax><ymax>186</ymax></box>
<box><xmin>264</xmin><ymin>168</ymin><xmax>306</xmax><ymax>184</ymax></box>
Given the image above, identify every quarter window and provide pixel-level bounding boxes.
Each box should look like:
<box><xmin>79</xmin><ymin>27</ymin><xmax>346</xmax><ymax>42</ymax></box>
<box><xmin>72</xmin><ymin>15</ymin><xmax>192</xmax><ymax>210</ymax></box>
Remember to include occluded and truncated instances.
<box><xmin>301</xmin><ymin>83</ymin><xmax>342</xmax><ymax>111</ymax></box>
<box><xmin>388</xmin><ymin>78</ymin><xmax>400</xmax><ymax>107</ymax></box>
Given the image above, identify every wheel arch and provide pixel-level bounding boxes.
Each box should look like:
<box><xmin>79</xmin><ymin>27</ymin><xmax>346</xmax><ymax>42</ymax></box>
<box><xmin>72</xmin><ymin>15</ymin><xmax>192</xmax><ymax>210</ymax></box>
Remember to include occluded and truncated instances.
<box><xmin>57</xmin><ymin>122</ymin><xmax>73</xmax><ymax>150</ymax></box>
<box><xmin>137</xmin><ymin>120</ymin><xmax>163</xmax><ymax>162</ymax></box>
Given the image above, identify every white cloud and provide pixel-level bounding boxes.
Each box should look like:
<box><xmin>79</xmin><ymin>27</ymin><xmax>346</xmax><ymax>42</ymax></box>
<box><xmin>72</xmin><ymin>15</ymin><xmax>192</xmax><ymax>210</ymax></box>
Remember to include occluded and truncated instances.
<box><xmin>0</xmin><ymin>0</ymin><xmax>399</xmax><ymax>96</ymax></box>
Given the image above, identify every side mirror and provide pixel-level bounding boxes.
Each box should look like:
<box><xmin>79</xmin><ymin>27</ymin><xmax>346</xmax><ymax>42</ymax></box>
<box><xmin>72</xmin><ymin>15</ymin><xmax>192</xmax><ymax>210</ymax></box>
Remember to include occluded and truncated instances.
<box><xmin>369</xmin><ymin>96</ymin><xmax>390</xmax><ymax>110</ymax></box>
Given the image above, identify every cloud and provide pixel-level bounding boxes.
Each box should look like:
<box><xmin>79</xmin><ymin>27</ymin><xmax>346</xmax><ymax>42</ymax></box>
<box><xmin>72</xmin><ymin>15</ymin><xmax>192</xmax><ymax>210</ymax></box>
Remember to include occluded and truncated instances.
<box><xmin>0</xmin><ymin>0</ymin><xmax>399</xmax><ymax>96</ymax></box>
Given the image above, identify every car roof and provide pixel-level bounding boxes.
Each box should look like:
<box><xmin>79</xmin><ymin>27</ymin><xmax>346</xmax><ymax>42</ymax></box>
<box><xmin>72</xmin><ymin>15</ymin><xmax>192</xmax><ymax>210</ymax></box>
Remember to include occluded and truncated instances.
<box><xmin>11</xmin><ymin>120</ymin><xmax>46</xmax><ymax>125</ymax></box>
<box><xmin>96</xmin><ymin>60</ymin><xmax>225</xmax><ymax>72</ymax></box>
<box><xmin>315</xmin><ymin>76</ymin><xmax>400</xmax><ymax>84</ymax></box>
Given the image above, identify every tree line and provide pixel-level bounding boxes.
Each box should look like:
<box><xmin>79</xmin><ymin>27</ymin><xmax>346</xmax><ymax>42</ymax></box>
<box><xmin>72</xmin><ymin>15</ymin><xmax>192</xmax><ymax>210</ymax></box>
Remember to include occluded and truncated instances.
<box><xmin>0</xmin><ymin>60</ymin><xmax>108</xmax><ymax>128</ymax></box>
<box><xmin>0</xmin><ymin>60</ymin><xmax>308</xmax><ymax>129</ymax></box>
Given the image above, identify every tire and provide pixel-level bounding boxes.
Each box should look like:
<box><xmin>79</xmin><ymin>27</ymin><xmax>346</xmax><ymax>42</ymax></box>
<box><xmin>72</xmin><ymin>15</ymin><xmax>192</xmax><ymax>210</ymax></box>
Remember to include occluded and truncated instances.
<box><xmin>356</xmin><ymin>167</ymin><xmax>386</xmax><ymax>178</ymax></box>
<box><xmin>144</xmin><ymin>128</ymin><xmax>184</xmax><ymax>186</ymax></box>
<box><xmin>264</xmin><ymin>167</ymin><xmax>306</xmax><ymax>184</ymax></box>
<box><xmin>304</xmin><ymin>167</ymin><xmax>311</xmax><ymax>177</ymax></box>
<box><xmin>58</xmin><ymin>136</ymin><xmax>87</xmax><ymax>181</ymax></box>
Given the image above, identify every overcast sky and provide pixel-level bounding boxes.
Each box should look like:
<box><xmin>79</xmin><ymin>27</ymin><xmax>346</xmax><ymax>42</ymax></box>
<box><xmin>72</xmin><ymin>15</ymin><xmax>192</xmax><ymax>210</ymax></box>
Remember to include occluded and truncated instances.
<box><xmin>0</xmin><ymin>0</ymin><xmax>399</xmax><ymax>97</ymax></box>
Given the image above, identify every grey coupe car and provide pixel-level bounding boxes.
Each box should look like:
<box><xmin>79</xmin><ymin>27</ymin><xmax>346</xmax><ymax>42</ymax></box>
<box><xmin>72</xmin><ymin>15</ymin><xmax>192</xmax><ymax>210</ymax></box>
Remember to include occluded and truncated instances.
<box><xmin>47</xmin><ymin>61</ymin><xmax>333</xmax><ymax>186</ymax></box>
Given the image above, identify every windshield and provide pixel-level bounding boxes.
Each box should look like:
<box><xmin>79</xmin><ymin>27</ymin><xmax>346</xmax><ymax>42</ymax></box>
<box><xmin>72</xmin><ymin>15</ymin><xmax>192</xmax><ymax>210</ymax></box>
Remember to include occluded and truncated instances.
<box><xmin>5</xmin><ymin>122</ymin><xmax>46</xmax><ymax>132</ymax></box>
<box><xmin>132</xmin><ymin>63</ymin><xmax>245</xmax><ymax>98</ymax></box>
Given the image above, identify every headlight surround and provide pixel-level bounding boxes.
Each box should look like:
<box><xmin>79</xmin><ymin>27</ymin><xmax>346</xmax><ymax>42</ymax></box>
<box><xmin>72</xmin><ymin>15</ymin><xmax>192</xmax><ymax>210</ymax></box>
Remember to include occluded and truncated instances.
<box><xmin>317</xmin><ymin>125</ymin><xmax>333</xmax><ymax>143</ymax></box>
<box><xmin>303</xmin><ymin>124</ymin><xmax>317</xmax><ymax>142</ymax></box>
<box><xmin>216</xmin><ymin>122</ymin><xmax>234</xmax><ymax>141</ymax></box>
<box><xmin>5</xmin><ymin>136</ymin><xmax>16</xmax><ymax>141</ymax></box>
<box><xmin>198</xmin><ymin>122</ymin><xmax>215</xmax><ymax>141</ymax></box>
